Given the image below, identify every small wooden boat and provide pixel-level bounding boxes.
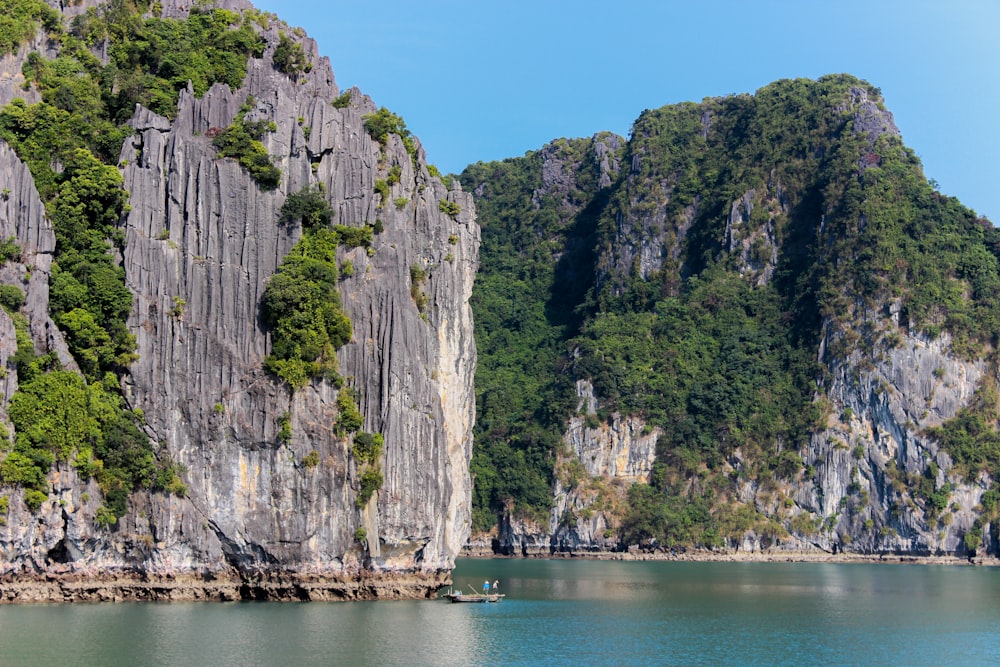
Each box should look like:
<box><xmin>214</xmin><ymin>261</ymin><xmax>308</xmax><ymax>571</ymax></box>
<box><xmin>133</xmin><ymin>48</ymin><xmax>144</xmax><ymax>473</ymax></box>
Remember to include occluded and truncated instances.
<box><xmin>443</xmin><ymin>592</ymin><xmax>505</xmax><ymax>603</ymax></box>
<box><xmin>441</xmin><ymin>586</ymin><xmax>505</xmax><ymax>603</ymax></box>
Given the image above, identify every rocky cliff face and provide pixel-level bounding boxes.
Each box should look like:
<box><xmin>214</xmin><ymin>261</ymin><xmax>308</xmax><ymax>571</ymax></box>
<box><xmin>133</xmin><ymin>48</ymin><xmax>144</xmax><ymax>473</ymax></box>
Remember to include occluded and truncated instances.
<box><xmin>496</xmin><ymin>379</ymin><xmax>659</xmax><ymax>556</ymax></box>
<box><xmin>799</xmin><ymin>329</ymin><xmax>990</xmax><ymax>555</ymax></box>
<box><xmin>0</xmin><ymin>0</ymin><xmax>478</xmax><ymax>600</ymax></box>
<box><xmin>479</xmin><ymin>80</ymin><xmax>998</xmax><ymax>560</ymax></box>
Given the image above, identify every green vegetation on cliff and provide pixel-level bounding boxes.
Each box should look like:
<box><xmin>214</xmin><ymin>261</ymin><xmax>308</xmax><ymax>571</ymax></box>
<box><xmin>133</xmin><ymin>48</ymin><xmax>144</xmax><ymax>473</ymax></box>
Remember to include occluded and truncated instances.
<box><xmin>263</xmin><ymin>186</ymin><xmax>379</xmax><ymax>390</ymax></box>
<box><xmin>262</xmin><ymin>225</ymin><xmax>351</xmax><ymax>389</ymax></box>
<box><xmin>0</xmin><ymin>1</ymin><xmax>265</xmax><ymax>518</ymax></box>
<box><xmin>363</xmin><ymin>106</ymin><xmax>416</xmax><ymax>159</ymax></box>
<box><xmin>461</xmin><ymin>137</ymin><xmax>610</xmax><ymax>529</ymax></box>
<box><xmin>272</xmin><ymin>31</ymin><xmax>310</xmax><ymax>78</ymax></box>
<box><xmin>212</xmin><ymin>96</ymin><xmax>281</xmax><ymax>189</ymax></box>
<box><xmin>75</xmin><ymin>1</ymin><xmax>264</xmax><ymax>121</ymax></box>
<box><xmin>4</xmin><ymin>370</ymin><xmax>185</xmax><ymax>516</ymax></box>
<box><xmin>463</xmin><ymin>74</ymin><xmax>1000</xmax><ymax>547</ymax></box>
<box><xmin>0</xmin><ymin>0</ymin><xmax>60</xmax><ymax>55</ymax></box>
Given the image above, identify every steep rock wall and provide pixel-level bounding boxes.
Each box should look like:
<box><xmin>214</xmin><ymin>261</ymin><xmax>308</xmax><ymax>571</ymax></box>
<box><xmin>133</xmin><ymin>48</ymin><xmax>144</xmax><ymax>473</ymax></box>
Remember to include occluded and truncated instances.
<box><xmin>0</xmin><ymin>0</ymin><xmax>478</xmax><ymax>599</ymax></box>
<box><xmin>547</xmin><ymin>380</ymin><xmax>659</xmax><ymax>553</ymax></box>
<box><xmin>496</xmin><ymin>379</ymin><xmax>660</xmax><ymax>556</ymax></box>
<box><xmin>798</xmin><ymin>327</ymin><xmax>993</xmax><ymax>555</ymax></box>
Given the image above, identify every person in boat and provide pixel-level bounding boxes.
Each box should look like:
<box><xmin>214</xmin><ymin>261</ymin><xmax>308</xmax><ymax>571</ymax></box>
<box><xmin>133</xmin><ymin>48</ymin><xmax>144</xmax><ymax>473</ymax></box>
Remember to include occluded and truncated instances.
<box><xmin>483</xmin><ymin>580</ymin><xmax>490</xmax><ymax>594</ymax></box>
<box><xmin>493</xmin><ymin>579</ymin><xmax>499</xmax><ymax>592</ymax></box>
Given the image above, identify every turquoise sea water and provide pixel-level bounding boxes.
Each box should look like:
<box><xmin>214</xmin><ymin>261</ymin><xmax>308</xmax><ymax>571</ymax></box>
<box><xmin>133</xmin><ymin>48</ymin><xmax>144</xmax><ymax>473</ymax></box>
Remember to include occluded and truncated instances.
<box><xmin>0</xmin><ymin>559</ymin><xmax>997</xmax><ymax>666</ymax></box>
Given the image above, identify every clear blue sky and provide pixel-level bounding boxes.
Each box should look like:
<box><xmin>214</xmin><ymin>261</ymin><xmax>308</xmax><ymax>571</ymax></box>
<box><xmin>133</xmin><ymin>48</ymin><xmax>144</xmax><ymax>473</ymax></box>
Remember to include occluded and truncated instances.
<box><xmin>253</xmin><ymin>1</ymin><xmax>999</xmax><ymax>223</ymax></box>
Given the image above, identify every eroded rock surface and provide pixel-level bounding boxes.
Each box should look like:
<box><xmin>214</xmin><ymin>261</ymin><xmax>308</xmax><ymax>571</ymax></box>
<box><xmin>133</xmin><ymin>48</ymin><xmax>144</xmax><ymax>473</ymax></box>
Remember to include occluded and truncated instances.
<box><xmin>0</xmin><ymin>0</ymin><xmax>478</xmax><ymax>600</ymax></box>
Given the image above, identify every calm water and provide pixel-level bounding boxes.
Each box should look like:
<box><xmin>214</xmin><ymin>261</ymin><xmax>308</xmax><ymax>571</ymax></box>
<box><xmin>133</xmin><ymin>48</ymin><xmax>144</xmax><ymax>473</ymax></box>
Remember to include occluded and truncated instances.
<box><xmin>0</xmin><ymin>559</ymin><xmax>997</xmax><ymax>666</ymax></box>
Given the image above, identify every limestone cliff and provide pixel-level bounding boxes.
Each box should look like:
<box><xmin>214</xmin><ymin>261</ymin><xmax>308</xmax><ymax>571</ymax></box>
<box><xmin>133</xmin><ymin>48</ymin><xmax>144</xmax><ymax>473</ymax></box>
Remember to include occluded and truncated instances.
<box><xmin>0</xmin><ymin>0</ymin><xmax>477</xmax><ymax>601</ymax></box>
<box><xmin>800</xmin><ymin>329</ymin><xmax>990</xmax><ymax>555</ymax></box>
<box><xmin>496</xmin><ymin>379</ymin><xmax>659</xmax><ymax>556</ymax></box>
<box><xmin>467</xmin><ymin>77</ymin><xmax>998</xmax><ymax>560</ymax></box>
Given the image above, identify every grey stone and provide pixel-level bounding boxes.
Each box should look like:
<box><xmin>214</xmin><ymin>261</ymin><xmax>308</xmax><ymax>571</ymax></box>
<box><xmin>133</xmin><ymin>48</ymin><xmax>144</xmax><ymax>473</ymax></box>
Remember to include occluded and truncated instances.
<box><xmin>0</xmin><ymin>5</ymin><xmax>479</xmax><ymax>598</ymax></box>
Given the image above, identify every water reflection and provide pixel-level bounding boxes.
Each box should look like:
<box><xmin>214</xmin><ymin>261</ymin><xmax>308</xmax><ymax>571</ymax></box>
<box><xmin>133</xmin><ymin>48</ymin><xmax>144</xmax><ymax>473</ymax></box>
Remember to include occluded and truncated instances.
<box><xmin>0</xmin><ymin>561</ymin><xmax>997</xmax><ymax>666</ymax></box>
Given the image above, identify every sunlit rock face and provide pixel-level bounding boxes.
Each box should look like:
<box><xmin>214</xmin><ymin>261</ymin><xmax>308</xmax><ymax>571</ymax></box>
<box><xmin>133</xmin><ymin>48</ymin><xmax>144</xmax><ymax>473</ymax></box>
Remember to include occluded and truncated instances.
<box><xmin>0</xmin><ymin>0</ymin><xmax>479</xmax><ymax>600</ymax></box>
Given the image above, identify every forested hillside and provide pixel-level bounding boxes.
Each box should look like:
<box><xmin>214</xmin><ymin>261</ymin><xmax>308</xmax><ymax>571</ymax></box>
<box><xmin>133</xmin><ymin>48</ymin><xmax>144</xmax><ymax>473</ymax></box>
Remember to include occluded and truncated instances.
<box><xmin>462</xmin><ymin>75</ymin><xmax>1000</xmax><ymax>555</ymax></box>
<box><xmin>464</xmin><ymin>134</ymin><xmax>617</xmax><ymax>530</ymax></box>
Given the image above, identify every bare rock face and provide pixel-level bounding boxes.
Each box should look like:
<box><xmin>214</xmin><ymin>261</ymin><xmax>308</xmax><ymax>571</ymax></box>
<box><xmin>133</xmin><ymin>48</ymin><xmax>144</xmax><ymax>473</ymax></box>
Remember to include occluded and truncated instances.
<box><xmin>498</xmin><ymin>380</ymin><xmax>659</xmax><ymax>555</ymax></box>
<box><xmin>842</xmin><ymin>85</ymin><xmax>899</xmax><ymax>147</ymax></box>
<box><xmin>565</xmin><ymin>381</ymin><xmax>659</xmax><ymax>481</ymax></box>
<box><xmin>594</xmin><ymin>172</ymin><xmax>694</xmax><ymax>299</ymax></box>
<box><xmin>724</xmin><ymin>183</ymin><xmax>784</xmax><ymax>286</ymax></box>
<box><xmin>795</xmin><ymin>328</ymin><xmax>992</xmax><ymax>555</ymax></box>
<box><xmin>550</xmin><ymin>380</ymin><xmax>659</xmax><ymax>552</ymax></box>
<box><xmin>0</xmin><ymin>2</ymin><xmax>478</xmax><ymax>600</ymax></box>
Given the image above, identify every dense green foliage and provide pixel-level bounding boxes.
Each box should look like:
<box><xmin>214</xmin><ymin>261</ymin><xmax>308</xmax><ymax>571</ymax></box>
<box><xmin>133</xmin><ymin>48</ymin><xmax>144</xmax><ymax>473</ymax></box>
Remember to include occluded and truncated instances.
<box><xmin>0</xmin><ymin>34</ymin><xmax>142</xmax><ymax>517</ymax></box>
<box><xmin>438</xmin><ymin>199</ymin><xmax>461</xmax><ymax>217</ymax></box>
<box><xmin>262</xmin><ymin>227</ymin><xmax>350</xmax><ymax>389</ymax></box>
<box><xmin>50</xmin><ymin>149</ymin><xmax>138</xmax><ymax>380</ymax></box>
<box><xmin>73</xmin><ymin>1</ymin><xmax>264</xmax><ymax>121</ymax></box>
<box><xmin>272</xmin><ymin>31</ymin><xmax>310</xmax><ymax>78</ymax></box>
<box><xmin>300</xmin><ymin>450</ymin><xmax>319</xmax><ymax>468</ymax></box>
<box><xmin>0</xmin><ymin>0</ymin><xmax>60</xmax><ymax>55</ymax></box>
<box><xmin>0</xmin><ymin>284</ymin><xmax>24</xmax><ymax>313</ymax></box>
<box><xmin>1</xmin><ymin>51</ymin><xmax>137</xmax><ymax>384</ymax></box>
<box><xmin>462</xmin><ymin>75</ymin><xmax>1000</xmax><ymax>545</ymax></box>
<box><xmin>357</xmin><ymin>468</ymin><xmax>383</xmax><ymax>508</ymax></box>
<box><xmin>460</xmin><ymin>137</ymin><xmax>608</xmax><ymax>529</ymax></box>
<box><xmin>5</xmin><ymin>55</ymin><xmax>127</xmax><ymax>180</ymax></box>
<box><xmin>1</xmin><ymin>312</ymin><xmax>187</xmax><ymax>520</ymax></box>
<box><xmin>0</xmin><ymin>236</ymin><xmax>20</xmax><ymax>263</ymax></box>
<box><xmin>0</xmin><ymin>0</ymin><xmax>255</xmax><ymax>516</ymax></box>
<box><xmin>334</xmin><ymin>387</ymin><xmax>363</xmax><ymax>434</ymax></box>
<box><xmin>351</xmin><ymin>431</ymin><xmax>383</xmax><ymax>507</ymax></box>
<box><xmin>331</xmin><ymin>90</ymin><xmax>352</xmax><ymax>109</ymax></box>
<box><xmin>3</xmin><ymin>370</ymin><xmax>185</xmax><ymax>520</ymax></box>
<box><xmin>212</xmin><ymin>97</ymin><xmax>281</xmax><ymax>189</ymax></box>
<box><xmin>351</xmin><ymin>432</ymin><xmax>383</xmax><ymax>464</ymax></box>
<box><xmin>279</xmin><ymin>185</ymin><xmax>333</xmax><ymax>228</ymax></box>
<box><xmin>263</xmin><ymin>180</ymin><xmax>383</xmax><ymax>390</ymax></box>
<box><xmin>363</xmin><ymin>106</ymin><xmax>416</xmax><ymax>158</ymax></box>
<box><xmin>0</xmin><ymin>93</ymin><xmax>137</xmax><ymax>379</ymax></box>
<box><xmin>363</xmin><ymin>107</ymin><xmax>407</xmax><ymax>144</ymax></box>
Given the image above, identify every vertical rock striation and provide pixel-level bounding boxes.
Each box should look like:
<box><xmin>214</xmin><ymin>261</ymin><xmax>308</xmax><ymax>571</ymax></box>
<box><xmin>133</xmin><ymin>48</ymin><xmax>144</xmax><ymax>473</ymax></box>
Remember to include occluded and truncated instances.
<box><xmin>0</xmin><ymin>0</ymin><xmax>478</xmax><ymax>600</ymax></box>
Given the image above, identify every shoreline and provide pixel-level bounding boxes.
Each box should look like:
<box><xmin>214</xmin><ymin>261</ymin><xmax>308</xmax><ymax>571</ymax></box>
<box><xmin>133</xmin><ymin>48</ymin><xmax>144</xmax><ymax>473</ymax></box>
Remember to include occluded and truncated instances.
<box><xmin>3</xmin><ymin>548</ymin><xmax>996</xmax><ymax>603</ymax></box>
<box><xmin>460</xmin><ymin>546</ymin><xmax>1000</xmax><ymax>567</ymax></box>
<box><xmin>0</xmin><ymin>569</ymin><xmax>451</xmax><ymax>604</ymax></box>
